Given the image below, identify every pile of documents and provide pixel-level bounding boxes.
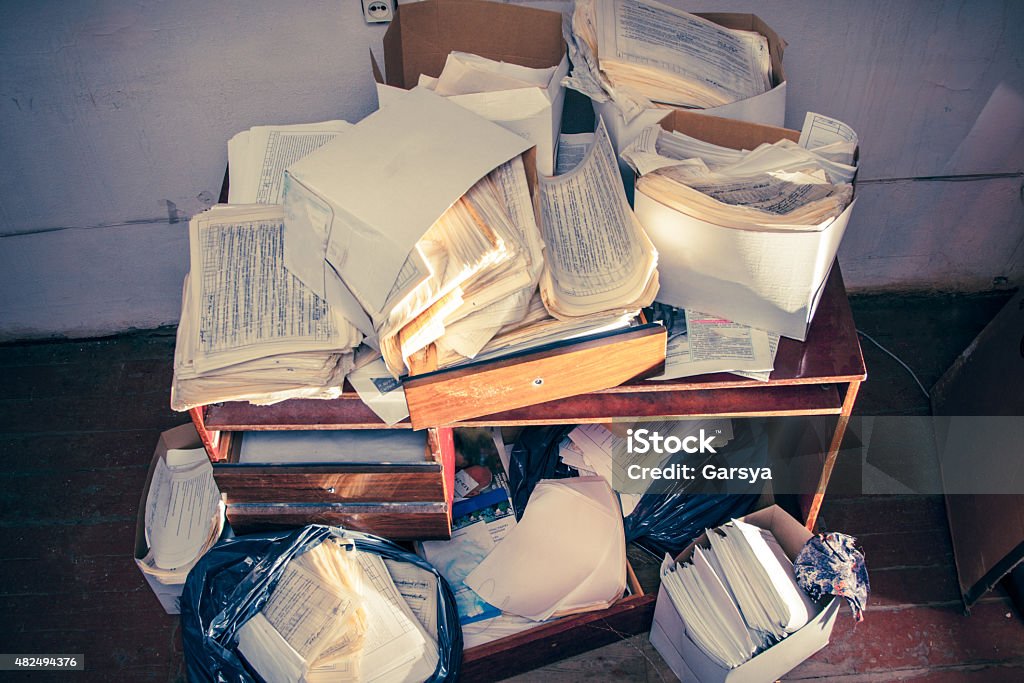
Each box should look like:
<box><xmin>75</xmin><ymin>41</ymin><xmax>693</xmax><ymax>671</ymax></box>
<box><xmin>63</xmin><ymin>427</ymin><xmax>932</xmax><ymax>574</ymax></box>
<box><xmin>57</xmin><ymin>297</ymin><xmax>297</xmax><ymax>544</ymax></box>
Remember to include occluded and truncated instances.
<box><xmin>558</xmin><ymin>421</ymin><xmax>733</xmax><ymax>516</ymax></box>
<box><xmin>646</xmin><ymin>303</ymin><xmax>780</xmax><ymax>382</ymax></box>
<box><xmin>659</xmin><ymin>518</ymin><xmax>819</xmax><ymax>669</ymax></box>
<box><xmin>170</xmin><ymin>204</ymin><xmax>363</xmax><ymax>410</ymax></box>
<box><xmin>281</xmin><ymin>88</ymin><xmax>657</xmax><ymax>378</ymax></box>
<box><xmin>238</xmin><ymin>538</ymin><xmax>440</xmax><ymax>683</ymax></box>
<box><xmin>565</xmin><ymin>0</ymin><xmax>773</xmax><ymax>118</ymax></box>
<box><xmin>624</xmin><ymin>116</ymin><xmax>857</xmax><ymax>231</ymax></box>
<box><xmin>138</xmin><ymin>445</ymin><xmax>224</xmax><ymax>588</ymax></box>
<box><xmin>227</xmin><ymin>121</ymin><xmax>354</xmax><ymax>205</ymax></box>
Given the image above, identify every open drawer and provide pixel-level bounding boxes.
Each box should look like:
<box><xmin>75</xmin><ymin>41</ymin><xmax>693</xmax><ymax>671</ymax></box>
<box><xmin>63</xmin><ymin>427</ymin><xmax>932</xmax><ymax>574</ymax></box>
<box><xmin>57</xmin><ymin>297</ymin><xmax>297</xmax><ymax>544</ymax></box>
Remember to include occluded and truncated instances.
<box><xmin>461</xmin><ymin>559</ymin><xmax>656</xmax><ymax>681</ymax></box>
<box><xmin>213</xmin><ymin>428</ymin><xmax>455</xmax><ymax>540</ymax></box>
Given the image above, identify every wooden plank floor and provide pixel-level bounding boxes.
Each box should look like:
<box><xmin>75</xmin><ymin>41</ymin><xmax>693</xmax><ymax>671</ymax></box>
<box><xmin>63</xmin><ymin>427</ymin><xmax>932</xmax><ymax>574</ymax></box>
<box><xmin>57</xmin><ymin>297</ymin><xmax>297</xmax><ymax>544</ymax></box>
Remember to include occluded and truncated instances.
<box><xmin>0</xmin><ymin>292</ymin><xmax>1021</xmax><ymax>682</ymax></box>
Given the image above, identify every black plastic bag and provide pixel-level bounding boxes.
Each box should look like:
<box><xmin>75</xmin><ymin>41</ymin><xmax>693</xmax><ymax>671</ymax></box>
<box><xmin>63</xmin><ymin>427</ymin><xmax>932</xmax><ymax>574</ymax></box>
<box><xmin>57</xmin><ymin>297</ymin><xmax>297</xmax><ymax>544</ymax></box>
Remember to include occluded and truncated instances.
<box><xmin>181</xmin><ymin>524</ymin><xmax>462</xmax><ymax>683</ymax></box>
<box><xmin>506</xmin><ymin>425</ymin><xmax>577</xmax><ymax>519</ymax></box>
<box><xmin>624</xmin><ymin>421</ymin><xmax>768</xmax><ymax>555</ymax></box>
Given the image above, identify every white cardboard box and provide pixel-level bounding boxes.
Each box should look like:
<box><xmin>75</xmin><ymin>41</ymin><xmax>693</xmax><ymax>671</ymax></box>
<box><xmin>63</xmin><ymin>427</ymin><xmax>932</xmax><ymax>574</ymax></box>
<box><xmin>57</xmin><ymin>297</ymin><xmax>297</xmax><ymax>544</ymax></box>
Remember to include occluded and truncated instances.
<box><xmin>650</xmin><ymin>505</ymin><xmax>841</xmax><ymax>683</ymax></box>
<box><xmin>133</xmin><ymin>423</ymin><xmax>222</xmax><ymax>614</ymax></box>
<box><xmin>597</xmin><ymin>12</ymin><xmax>787</xmax><ymax>160</ymax></box>
<box><xmin>633</xmin><ymin>110</ymin><xmax>856</xmax><ymax>340</ymax></box>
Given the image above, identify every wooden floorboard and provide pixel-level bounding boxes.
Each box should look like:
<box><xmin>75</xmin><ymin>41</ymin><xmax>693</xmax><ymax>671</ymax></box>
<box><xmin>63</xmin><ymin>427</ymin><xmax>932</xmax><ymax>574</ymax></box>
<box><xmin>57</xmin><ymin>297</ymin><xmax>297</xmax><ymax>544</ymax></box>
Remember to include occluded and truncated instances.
<box><xmin>0</xmin><ymin>294</ymin><xmax>1020</xmax><ymax>682</ymax></box>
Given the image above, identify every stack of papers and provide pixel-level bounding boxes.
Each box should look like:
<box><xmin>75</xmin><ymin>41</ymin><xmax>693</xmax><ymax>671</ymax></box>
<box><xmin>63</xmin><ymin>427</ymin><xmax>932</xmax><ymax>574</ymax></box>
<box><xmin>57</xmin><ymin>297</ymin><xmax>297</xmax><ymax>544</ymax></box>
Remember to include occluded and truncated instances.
<box><xmin>140</xmin><ymin>446</ymin><xmax>223</xmax><ymax>582</ymax></box>
<box><xmin>558</xmin><ymin>421</ymin><xmax>733</xmax><ymax>516</ymax></box>
<box><xmin>624</xmin><ymin>113</ymin><xmax>858</xmax><ymax>233</ymax></box>
<box><xmin>237</xmin><ymin>539</ymin><xmax>440</xmax><ymax>683</ymax></box>
<box><xmin>646</xmin><ymin>303</ymin><xmax>780</xmax><ymax>382</ymax></box>
<box><xmin>170</xmin><ymin>204</ymin><xmax>363</xmax><ymax>411</ymax></box>
<box><xmin>565</xmin><ymin>0</ymin><xmax>772</xmax><ymax>117</ymax></box>
<box><xmin>660</xmin><ymin>518</ymin><xmax>819</xmax><ymax>669</ymax></box>
<box><xmin>227</xmin><ymin>120</ymin><xmax>353</xmax><ymax>205</ymax></box>
<box><xmin>279</xmin><ymin>88</ymin><xmax>658</xmax><ymax>377</ymax></box>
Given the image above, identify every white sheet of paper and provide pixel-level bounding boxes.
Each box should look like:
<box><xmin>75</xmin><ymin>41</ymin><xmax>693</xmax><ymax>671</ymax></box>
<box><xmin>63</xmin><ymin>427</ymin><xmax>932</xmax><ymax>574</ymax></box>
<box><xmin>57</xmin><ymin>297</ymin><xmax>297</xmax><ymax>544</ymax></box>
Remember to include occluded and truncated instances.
<box><xmin>555</xmin><ymin>132</ymin><xmax>594</xmax><ymax>175</ymax></box>
<box><xmin>384</xmin><ymin>559</ymin><xmax>439</xmax><ymax>646</ymax></box>
<box><xmin>238</xmin><ymin>429</ymin><xmax>426</xmax><ymax>464</ymax></box>
<box><xmin>465</xmin><ymin>477</ymin><xmax>625</xmax><ymax>621</ymax></box>
<box><xmin>651</xmin><ymin>309</ymin><xmax>774</xmax><ymax>381</ymax></box>
<box><xmin>347</xmin><ymin>357</ymin><xmax>410</xmax><ymax>426</ymax></box>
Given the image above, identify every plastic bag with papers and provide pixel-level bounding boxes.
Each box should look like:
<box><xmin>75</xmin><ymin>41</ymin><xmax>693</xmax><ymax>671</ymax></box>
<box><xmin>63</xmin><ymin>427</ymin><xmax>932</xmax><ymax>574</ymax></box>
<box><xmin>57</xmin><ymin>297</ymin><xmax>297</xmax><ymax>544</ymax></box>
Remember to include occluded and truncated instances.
<box><xmin>181</xmin><ymin>525</ymin><xmax>462</xmax><ymax>683</ymax></box>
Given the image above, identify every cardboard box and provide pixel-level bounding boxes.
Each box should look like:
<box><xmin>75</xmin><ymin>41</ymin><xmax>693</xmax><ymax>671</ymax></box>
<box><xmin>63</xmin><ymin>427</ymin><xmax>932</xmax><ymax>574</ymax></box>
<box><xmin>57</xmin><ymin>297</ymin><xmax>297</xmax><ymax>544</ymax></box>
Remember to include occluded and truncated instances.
<box><xmin>932</xmin><ymin>288</ymin><xmax>1024</xmax><ymax>608</ymax></box>
<box><xmin>633</xmin><ymin>110</ymin><xmax>856</xmax><ymax>340</ymax></box>
<box><xmin>133</xmin><ymin>423</ymin><xmax>225</xmax><ymax>614</ymax></box>
<box><xmin>596</xmin><ymin>12</ymin><xmax>787</xmax><ymax>159</ymax></box>
<box><xmin>650</xmin><ymin>505</ymin><xmax>840</xmax><ymax>683</ymax></box>
<box><xmin>377</xmin><ymin>0</ymin><xmax>569</xmax><ymax>175</ymax></box>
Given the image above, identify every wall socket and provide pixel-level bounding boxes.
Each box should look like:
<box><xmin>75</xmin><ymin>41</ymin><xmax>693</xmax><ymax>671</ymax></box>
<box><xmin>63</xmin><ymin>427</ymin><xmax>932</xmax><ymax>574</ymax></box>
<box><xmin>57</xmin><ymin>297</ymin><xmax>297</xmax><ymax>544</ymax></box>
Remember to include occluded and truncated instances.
<box><xmin>362</xmin><ymin>0</ymin><xmax>395</xmax><ymax>23</ymax></box>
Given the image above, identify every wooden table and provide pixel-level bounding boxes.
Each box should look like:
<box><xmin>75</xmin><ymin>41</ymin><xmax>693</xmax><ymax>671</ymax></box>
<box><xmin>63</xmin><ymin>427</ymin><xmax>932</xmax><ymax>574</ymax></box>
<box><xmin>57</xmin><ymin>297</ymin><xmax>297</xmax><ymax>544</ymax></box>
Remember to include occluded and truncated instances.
<box><xmin>192</xmin><ymin>262</ymin><xmax>865</xmax><ymax>530</ymax></box>
<box><xmin>188</xmin><ymin>263</ymin><xmax>864</xmax><ymax>680</ymax></box>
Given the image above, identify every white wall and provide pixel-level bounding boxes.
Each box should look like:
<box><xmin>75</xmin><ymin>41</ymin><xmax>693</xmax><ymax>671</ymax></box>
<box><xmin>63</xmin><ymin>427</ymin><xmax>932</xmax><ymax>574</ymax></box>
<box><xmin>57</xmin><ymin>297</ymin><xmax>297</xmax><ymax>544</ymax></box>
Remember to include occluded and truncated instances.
<box><xmin>0</xmin><ymin>0</ymin><xmax>1022</xmax><ymax>340</ymax></box>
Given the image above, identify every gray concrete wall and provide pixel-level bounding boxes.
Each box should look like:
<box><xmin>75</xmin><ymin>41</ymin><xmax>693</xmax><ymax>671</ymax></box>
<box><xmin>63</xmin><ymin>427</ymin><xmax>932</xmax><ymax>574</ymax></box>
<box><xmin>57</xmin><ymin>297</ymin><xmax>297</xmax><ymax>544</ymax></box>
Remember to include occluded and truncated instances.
<box><xmin>1</xmin><ymin>0</ymin><xmax>1021</xmax><ymax>340</ymax></box>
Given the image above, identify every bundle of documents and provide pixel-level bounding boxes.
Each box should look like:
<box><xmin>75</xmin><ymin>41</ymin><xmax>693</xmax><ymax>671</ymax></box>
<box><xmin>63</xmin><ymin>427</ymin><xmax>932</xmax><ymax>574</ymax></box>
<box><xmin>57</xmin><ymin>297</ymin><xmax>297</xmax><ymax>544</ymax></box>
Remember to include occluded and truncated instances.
<box><xmin>237</xmin><ymin>539</ymin><xmax>440</xmax><ymax>683</ymax></box>
<box><xmin>660</xmin><ymin>518</ymin><xmax>819</xmax><ymax>669</ymax></box>
<box><xmin>282</xmin><ymin>88</ymin><xmax>658</xmax><ymax>378</ymax></box>
<box><xmin>170</xmin><ymin>204</ymin><xmax>363</xmax><ymax>411</ymax></box>
<box><xmin>558</xmin><ymin>421</ymin><xmax>733</xmax><ymax>516</ymax></box>
<box><xmin>227</xmin><ymin>120</ymin><xmax>353</xmax><ymax>205</ymax></box>
<box><xmin>565</xmin><ymin>0</ymin><xmax>772</xmax><ymax>118</ymax></box>
<box><xmin>535</xmin><ymin>118</ymin><xmax>659</xmax><ymax>321</ymax></box>
<box><xmin>434</xmin><ymin>291</ymin><xmax>636</xmax><ymax>369</ymax></box>
<box><xmin>139</xmin><ymin>446</ymin><xmax>223</xmax><ymax>583</ymax></box>
<box><xmin>373</xmin><ymin>157</ymin><xmax>544</xmax><ymax>375</ymax></box>
<box><xmin>646</xmin><ymin>303</ymin><xmax>780</xmax><ymax>382</ymax></box>
<box><xmin>624</xmin><ymin>114</ymin><xmax>858</xmax><ymax>232</ymax></box>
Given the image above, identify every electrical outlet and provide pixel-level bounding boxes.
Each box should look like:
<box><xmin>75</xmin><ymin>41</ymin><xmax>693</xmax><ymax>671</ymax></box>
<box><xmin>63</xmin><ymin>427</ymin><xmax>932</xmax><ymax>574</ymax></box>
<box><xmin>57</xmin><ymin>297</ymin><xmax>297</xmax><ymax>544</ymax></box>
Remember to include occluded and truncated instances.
<box><xmin>362</xmin><ymin>0</ymin><xmax>395</xmax><ymax>23</ymax></box>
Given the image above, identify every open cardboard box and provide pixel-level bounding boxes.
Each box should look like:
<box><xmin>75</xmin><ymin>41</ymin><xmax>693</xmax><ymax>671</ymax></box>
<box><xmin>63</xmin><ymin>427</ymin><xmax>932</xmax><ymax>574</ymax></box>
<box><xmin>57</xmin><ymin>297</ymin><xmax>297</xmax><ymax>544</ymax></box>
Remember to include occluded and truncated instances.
<box><xmin>633</xmin><ymin>110</ymin><xmax>857</xmax><ymax>341</ymax></box>
<box><xmin>133</xmin><ymin>423</ymin><xmax>225</xmax><ymax>614</ymax></box>
<box><xmin>375</xmin><ymin>0</ymin><xmax>569</xmax><ymax>175</ymax></box>
<box><xmin>596</xmin><ymin>12</ymin><xmax>788</xmax><ymax>159</ymax></box>
<box><xmin>650</xmin><ymin>505</ymin><xmax>840</xmax><ymax>683</ymax></box>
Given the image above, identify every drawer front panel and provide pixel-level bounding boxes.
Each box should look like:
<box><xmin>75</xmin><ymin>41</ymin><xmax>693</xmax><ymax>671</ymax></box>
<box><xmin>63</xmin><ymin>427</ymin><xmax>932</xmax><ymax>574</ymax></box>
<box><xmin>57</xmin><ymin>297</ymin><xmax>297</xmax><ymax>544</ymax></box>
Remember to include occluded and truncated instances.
<box><xmin>214</xmin><ymin>464</ymin><xmax>445</xmax><ymax>503</ymax></box>
<box><xmin>225</xmin><ymin>501</ymin><xmax>451</xmax><ymax>540</ymax></box>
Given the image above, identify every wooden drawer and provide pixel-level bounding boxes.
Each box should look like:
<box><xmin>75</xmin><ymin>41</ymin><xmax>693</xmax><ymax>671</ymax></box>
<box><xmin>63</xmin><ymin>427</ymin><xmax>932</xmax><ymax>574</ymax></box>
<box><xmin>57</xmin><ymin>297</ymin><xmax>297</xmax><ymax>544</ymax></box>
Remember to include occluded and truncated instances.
<box><xmin>212</xmin><ymin>428</ymin><xmax>455</xmax><ymax>540</ymax></box>
<box><xmin>223</xmin><ymin>501</ymin><xmax>452</xmax><ymax>540</ymax></box>
<box><xmin>461</xmin><ymin>561</ymin><xmax>656</xmax><ymax>681</ymax></box>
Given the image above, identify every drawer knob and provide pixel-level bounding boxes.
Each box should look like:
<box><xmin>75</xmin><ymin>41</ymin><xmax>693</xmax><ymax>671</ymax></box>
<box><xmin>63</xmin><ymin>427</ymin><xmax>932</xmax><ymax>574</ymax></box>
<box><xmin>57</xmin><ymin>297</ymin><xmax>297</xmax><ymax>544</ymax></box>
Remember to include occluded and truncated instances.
<box><xmin>326</xmin><ymin>486</ymin><xmax>336</xmax><ymax>494</ymax></box>
<box><xmin>533</xmin><ymin>378</ymin><xmax>544</xmax><ymax>386</ymax></box>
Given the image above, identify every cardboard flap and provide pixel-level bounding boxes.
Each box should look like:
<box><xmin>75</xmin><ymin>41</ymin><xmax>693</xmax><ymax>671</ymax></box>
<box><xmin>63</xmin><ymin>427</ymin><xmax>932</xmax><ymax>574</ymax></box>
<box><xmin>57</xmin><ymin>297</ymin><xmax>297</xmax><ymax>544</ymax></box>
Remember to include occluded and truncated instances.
<box><xmin>675</xmin><ymin>504</ymin><xmax>812</xmax><ymax>565</ymax></box>
<box><xmin>660</xmin><ymin>109</ymin><xmax>799</xmax><ymax>151</ymax></box>
<box><xmin>370</xmin><ymin>48</ymin><xmax>384</xmax><ymax>85</ymax></box>
<box><xmin>384</xmin><ymin>0</ymin><xmax>565</xmax><ymax>88</ymax></box>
